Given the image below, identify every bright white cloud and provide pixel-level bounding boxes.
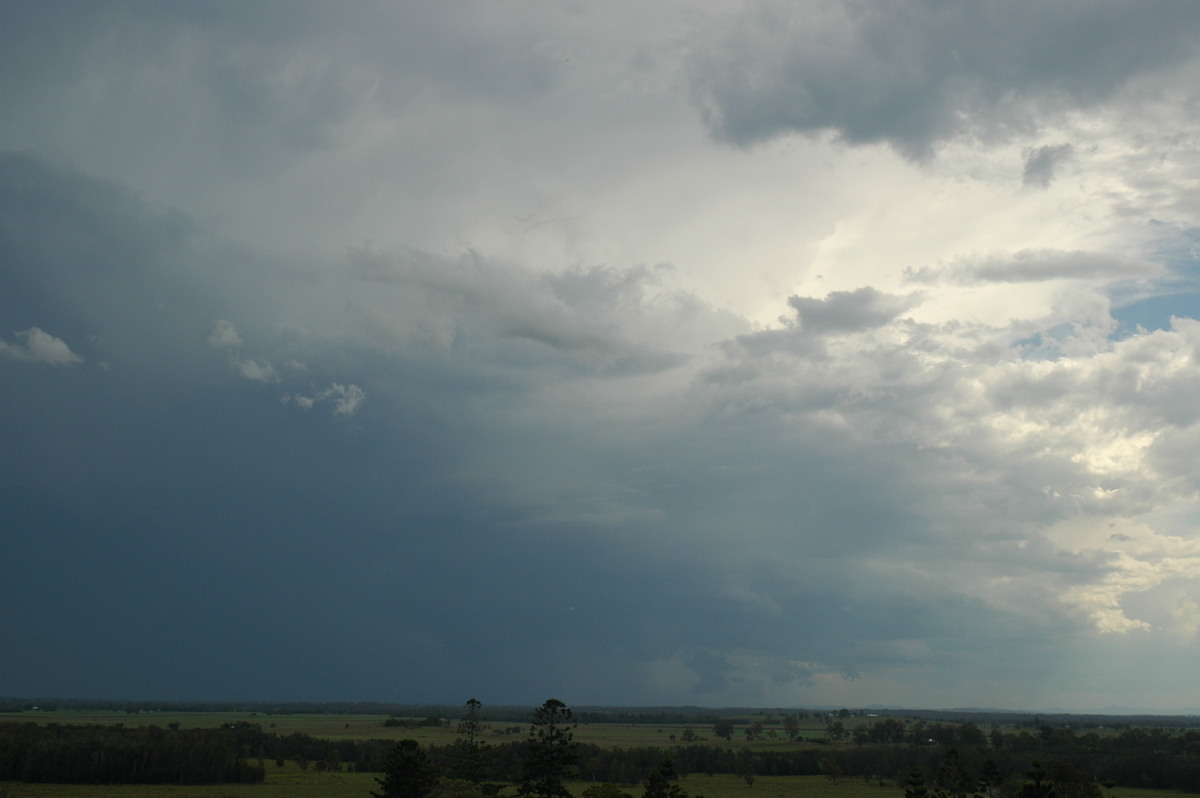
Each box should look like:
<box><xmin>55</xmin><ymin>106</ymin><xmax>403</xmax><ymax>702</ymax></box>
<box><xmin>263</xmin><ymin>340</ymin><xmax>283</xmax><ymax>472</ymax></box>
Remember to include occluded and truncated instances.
<box><xmin>233</xmin><ymin>356</ymin><xmax>279</xmax><ymax>383</ymax></box>
<box><xmin>322</xmin><ymin>383</ymin><xmax>364</xmax><ymax>416</ymax></box>
<box><xmin>285</xmin><ymin>383</ymin><xmax>365</xmax><ymax>417</ymax></box>
<box><xmin>0</xmin><ymin>327</ymin><xmax>83</xmax><ymax>365</ymax></box>
<box><xmin>208</xmin><ymin>320</ymin><xmax>279</xmax><ymax>382</ymax></box>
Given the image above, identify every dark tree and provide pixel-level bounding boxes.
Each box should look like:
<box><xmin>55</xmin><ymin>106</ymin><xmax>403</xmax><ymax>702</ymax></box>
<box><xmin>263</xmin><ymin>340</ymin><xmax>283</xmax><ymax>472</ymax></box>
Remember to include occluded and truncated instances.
<box><xmin>459</xmin><ymin>698</ymin><xmax>484</xmax><ymax>742</ymax></box>
<box><xmin>737</xmin><ymin>747</ymin><xmax>757</xmax><ymax>788</ymax></box>
<box><xmin>935</xmin><ymin>748</ymin><xmax>975</xmax><ymax>798</ymax></box>
<box><xmin>451</xmin><ymin>698</ymin><xmax>490</xmax><ymax>782</ymax></box>
<box><xmin>713</xmin><ymin>720</ymin><xmax>734</xmax><ymax>741</ymax></box>
<box><xmin>519</xmin><ymin>699</ymin><xmax>577</xmax><ymax>798</ymax></box>
<box><xmin>374</xmin><ymin>739</ymin><xmax>438</xmax><ymax>798</ymax></box>
<box><xmin>1018</xmin><ymin>760</ymin><xmax>1056</xmax><ymax>798</ymax></box>
<box><xmin>643</xmin><ymin>759</ymin><xmax>689</xmax><ymax>798</ymax></box>
<box><xmin>979</xmin><ymin>759</ymin><xmax>1002</xmax><ymax>798</ymax></box>
<box><xmin>905</xmin><ymin>768</ymin><xmax>930</xmax><ymax>798</ymax></box>
<box><xmin>959</xmin><ymin>723</ymin><xmax>988</xmax><ymax>748</ymax></box>
<box><xmin>1047</xmin><ymin>761</ymin><xmax>1100</xmax><ymax>798</ymax></box>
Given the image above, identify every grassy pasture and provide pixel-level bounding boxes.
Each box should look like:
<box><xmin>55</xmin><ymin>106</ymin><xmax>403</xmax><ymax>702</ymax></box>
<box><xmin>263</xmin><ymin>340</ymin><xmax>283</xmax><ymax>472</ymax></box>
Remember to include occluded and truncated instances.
<box><xmin>570</xmin><ymin>722</ymin><xmax>830</xmax><ymax>748</ymax></box>
<box><xmin>0</xmin><ymin>759</ymin><xmax>376</xmax><ymax>797</ymax></box>
<box><xmin>0</xmin><ymin>711</ymin><xmax>834</xmax><ymax>749</ymax></box>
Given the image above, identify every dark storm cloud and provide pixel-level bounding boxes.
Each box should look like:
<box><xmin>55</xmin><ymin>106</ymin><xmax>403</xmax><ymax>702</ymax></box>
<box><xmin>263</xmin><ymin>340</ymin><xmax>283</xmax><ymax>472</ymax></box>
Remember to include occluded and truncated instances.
<box><xmin>0</xmin><ymin>152</ymin><xmax>197</xmax><ymax>366</ymax></box>
<box><xmin>690</xmin><ymin>1</ymin><xmax>1200</xmax><ymax>158</ymax></box>
<box><xmin>0</xmin><ymin>151</ymin><xmax>745</xmax><ymax>700</ymax></box>
<box><xmin>0</xmin><ymin>0</ymin><xmax>564</xmax><ymax>205</ymax></box>
<box><xmin>0</xmin><ymin>146</ymin><xmax>1079</xmax><ymax>705</ymax></box>
<box><xmin>0</xmin><ymin>154</ymin><xmax>398</xmax><ymax>697</ymax></box>
<box><xmin>0</xmin><ymin>1</ymin><xmax>561</xmax><ymax>118</ymax></box>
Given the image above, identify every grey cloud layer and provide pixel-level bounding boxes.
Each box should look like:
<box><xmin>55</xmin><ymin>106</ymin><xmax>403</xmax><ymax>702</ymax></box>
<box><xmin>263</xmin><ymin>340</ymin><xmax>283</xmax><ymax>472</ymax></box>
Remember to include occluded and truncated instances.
<box><xmin>905</xmin><ymin>250</ymin><xmax>1163</xmax><ymax>286</ymax></box>
<box><xmin>690</xmin><ymin>1</ymin><xmax>1200</xmax><ymax>157</ymax></box>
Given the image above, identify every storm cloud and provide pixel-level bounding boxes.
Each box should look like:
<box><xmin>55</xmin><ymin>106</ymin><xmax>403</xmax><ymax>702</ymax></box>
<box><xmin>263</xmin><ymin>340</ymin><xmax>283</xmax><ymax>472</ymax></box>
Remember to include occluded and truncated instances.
<box><xmin>4</xmin><ymin>1</ymin><xmax>1200</xmax><ymax>712</ymax></box>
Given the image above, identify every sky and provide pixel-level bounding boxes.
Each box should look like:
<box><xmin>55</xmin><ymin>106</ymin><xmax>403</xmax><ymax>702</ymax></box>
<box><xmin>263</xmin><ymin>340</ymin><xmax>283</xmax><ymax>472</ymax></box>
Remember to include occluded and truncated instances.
<box><xmin>4</xmin><ymin>1</ymin><xmax>1200</xmax><ymax>713</ymax></box>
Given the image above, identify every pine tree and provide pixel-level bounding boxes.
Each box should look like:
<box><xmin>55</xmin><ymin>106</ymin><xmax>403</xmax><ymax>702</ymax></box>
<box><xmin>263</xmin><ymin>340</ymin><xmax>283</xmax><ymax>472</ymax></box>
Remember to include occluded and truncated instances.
<box><xmin>643</xmin><ymin>759</ymin><xmax>689</xmax><ymax>798</ymax></box>
<box><xmin>373</xmin><ymin>739</ymin><xmax>438</xmax><ymax>798</ymax></box>
<box><xmin>906</xmin><ymin>767</ymin><xmax>931</xmax><ymax>798</ymax></box>
<box><xmin>979</xmin><ymin>759</ymin><xmax>1003</xmax><ymax>798</ymax></box>
<box><xmin>519</xmin><ymin>699</ymin><xmax>577</xmax><ymax>798</ymax></box>
<box><xmin>451</xmin><ymin>698</ymin><xmax>490</xmax><ymax>782</ymax></box>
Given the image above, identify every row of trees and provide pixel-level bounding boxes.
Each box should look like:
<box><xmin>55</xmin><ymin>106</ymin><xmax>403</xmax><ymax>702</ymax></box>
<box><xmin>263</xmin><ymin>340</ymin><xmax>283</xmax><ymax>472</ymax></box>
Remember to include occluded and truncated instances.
<box><xmin>377</xmin><ymin>700</ymin><xmax>1200</xmax><ymax>797</ymax></box>
<box><xmin>8</xmin><ymin>698</ymin><xmax>1200</xmax><ymax>793</ymax></box>
<box><xmin>0</xmin><ymin>723</ymin><xmax>265</xmax><ymax>784</ymax></box>
<box><xmin>712</xmin><ymin>713</ymin><xmax>817</xmax><ymax>742</ymax></box>
<box><xmin>903</xmin><ymin>755</ymin><xmax>1102</xmax><ymax>798</ymax></box>
<box><xmin>376</xmin><ymin>699</ymin><xmax>694</xmax><ymax>798</ymax></box>
<box><xmin>376</xmin><ymin>698</ymin><xmax>582</xmax><ymax>798</ymax></box>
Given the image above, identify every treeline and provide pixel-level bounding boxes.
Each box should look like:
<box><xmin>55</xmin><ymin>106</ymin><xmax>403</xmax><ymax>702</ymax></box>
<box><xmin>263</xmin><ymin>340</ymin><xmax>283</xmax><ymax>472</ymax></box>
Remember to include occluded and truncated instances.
<box><xmin>7</xmin><ymin>712</ymin><xmax>1200</xmax><ymax>792</ymax></box>
<box><xmin>648</xmin><ymin>723</ymin><xmax>1200</xmax><ymax>794</ymax></box>
<box><xmin>0</xmin><ymin>722</ymin><xmax>265</xmax><ymax>785</ymax></box>
<box><xmin>457</xmin><ymin>726</ymin><xmax>1200</xmax><ymax>794</ymax></box>
<box><xmin>0</xmin><ymin>698</ymin><xmax>500</xmax><ymax>719</ymax></box>
<box><xmin>0</xmin><ymin>699</ymin><xmax>752</xmax><ymax>725</ymax></box>
<box><xmin>7</xmin><ymin>698</ymin><xmax>1200</xmax><ymax>731</ymax></box>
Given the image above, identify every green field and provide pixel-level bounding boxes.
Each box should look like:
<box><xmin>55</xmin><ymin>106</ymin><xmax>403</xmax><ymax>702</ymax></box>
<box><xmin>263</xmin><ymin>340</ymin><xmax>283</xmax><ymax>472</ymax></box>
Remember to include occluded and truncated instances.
<box><xmin>0</xmin><ymin>759</ymin><xmax>376</xmax><ymax>797</ymax></box>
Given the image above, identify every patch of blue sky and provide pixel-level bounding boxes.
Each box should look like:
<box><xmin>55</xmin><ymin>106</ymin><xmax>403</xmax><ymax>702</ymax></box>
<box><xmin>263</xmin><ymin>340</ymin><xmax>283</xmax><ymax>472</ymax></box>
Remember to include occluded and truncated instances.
<box><xmin>1014</xmin><ymin>325</ymin><xmax>1074</xmax><ymax>361</ymax></box>
<box><xmin>1111</xmin><ymin>226</ymin><xmax>1200</xmax><ymax>337</ymax></box>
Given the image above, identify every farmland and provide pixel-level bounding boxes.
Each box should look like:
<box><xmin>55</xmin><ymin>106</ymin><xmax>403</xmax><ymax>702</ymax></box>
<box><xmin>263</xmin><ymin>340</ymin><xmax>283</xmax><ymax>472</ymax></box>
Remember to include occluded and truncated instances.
<box><xmin>0</xmin><ymin>708</ymin><xmax>839</xmax><ymax>747</ymax></box>
<box><xmin>3</xmin><ymin>704</ymin><xmax>1200</xmax><ymax>798</ymax></box>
